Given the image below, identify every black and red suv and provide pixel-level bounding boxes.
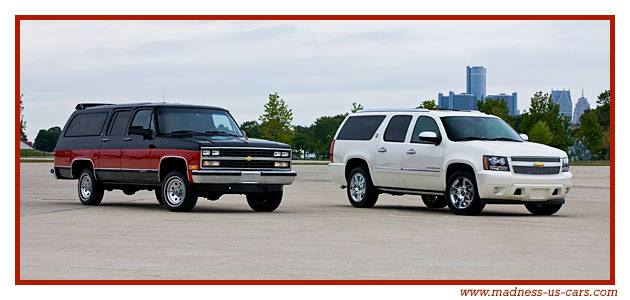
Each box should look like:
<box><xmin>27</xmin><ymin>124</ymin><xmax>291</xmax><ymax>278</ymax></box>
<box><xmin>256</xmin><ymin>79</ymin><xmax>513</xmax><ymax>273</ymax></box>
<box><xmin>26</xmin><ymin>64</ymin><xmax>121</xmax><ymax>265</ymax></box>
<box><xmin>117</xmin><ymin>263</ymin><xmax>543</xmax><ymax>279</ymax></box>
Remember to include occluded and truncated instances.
<box><xmin>52</xmin><ymin>103</ymin><xmax>296</xmax><ymax>212</ymax></box>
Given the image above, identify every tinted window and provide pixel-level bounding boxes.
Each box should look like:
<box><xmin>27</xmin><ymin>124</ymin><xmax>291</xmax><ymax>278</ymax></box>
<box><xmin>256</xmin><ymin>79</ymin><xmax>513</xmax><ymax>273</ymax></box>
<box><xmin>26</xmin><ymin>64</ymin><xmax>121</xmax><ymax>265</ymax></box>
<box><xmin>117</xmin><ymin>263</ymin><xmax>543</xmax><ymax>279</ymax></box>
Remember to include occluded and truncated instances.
<box><xmin>157</xmin><ymin>108</ymin><xmax>242</xmax><ymax>136</ymax></box>
<box><xmin>108</xmin><ymin>111</ymin><xmax>131</xmax><ymax>136</ymax></box>
<box><xmin>336</xmin><ymin>115</ymin><xmax>386</xmax><ymax>140</ymax></box>
<box><xmin>440</xmin><ymin>116</ymin><xmax>523</xmax><ymax>142</ymax></box>
<box><xmin>384</xmin><ymin>115</ymin><xmax>412</xmax><ymax>142</ymax></box>
<box><xmin>411</xmin><ymin>116</ymin><xmax>442</xmax><ymax>144</ymax></box>
<box><xmin>64</xmin><ymin>113</ymin><xmax>107</xmax><ymax>137</ymax></box>
<box><xmin>130</xmin><ymin>109</ymin><xmax>154</xmax><ymax>131</ymax></box>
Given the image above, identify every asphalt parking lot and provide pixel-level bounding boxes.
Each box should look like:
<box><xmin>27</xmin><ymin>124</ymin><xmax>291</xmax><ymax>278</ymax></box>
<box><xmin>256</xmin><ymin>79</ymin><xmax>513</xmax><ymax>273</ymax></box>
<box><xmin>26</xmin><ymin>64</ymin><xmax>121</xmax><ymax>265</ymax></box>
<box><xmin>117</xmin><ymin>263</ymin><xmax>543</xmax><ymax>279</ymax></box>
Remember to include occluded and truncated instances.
<box><xmin>19</xmin><ymin>163</ymin><xmax>610</xmax><ymax>280</ymax></box>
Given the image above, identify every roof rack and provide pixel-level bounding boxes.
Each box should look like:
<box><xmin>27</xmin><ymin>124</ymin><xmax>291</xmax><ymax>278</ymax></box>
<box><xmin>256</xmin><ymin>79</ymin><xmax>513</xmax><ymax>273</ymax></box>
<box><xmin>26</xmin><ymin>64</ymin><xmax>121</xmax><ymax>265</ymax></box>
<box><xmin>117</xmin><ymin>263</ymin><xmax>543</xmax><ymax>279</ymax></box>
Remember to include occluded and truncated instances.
<box><xmin>75</xmin><ymin>103</ymin><xmax>113</xmax><ymax>110</ymax></box>
<box><xmin>357</xmin><ymin>108</ymin><xmax>430</xmax><ymax>113</ymax></box>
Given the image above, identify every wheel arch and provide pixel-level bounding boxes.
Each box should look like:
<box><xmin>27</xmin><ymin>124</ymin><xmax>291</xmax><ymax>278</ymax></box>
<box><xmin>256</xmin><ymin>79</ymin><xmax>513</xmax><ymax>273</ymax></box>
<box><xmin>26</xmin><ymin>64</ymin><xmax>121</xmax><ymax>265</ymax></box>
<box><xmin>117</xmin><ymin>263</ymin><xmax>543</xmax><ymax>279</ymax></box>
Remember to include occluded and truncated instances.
<box><xmin>445</xmin><ymin>161</ymin><xmax>477</xmax><ymax>186</ymax></box>
<box><xmin>71</xmin><ymin>158</ymin><xmax>95</xmax><ymax>180</ymax></box>
<box><xmin>344</xmin><ymin>157</ymin><xmax>371</xmax><ymax>180</ymax></box>
<box><xmin>159</xmin><ymin>156</ymin><xmax>190</xmax><ymax>183</ymax></box>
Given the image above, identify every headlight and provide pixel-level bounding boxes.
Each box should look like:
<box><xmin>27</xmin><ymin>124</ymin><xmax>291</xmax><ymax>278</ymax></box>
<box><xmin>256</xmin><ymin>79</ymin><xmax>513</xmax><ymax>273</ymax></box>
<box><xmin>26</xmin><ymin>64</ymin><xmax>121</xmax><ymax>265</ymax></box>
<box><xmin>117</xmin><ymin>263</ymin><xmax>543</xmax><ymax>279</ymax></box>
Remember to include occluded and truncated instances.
<box><xmin>281</xmin><ymin>151</ymin><xmax>290</xmax><ymax>157</ymax></box>
<box><xmin>202</xmin><ymin>160</ymin><xmax>220</xmax><ymax>167</ymax></box>
<box><xmin>201</xmin><ymin>150</ymin><xmax>211</xmax><ymax>156</ymax></box>
<box><xmin>274</xmin><ymin>161</ymin><xmax>289</xmax><ymax>168</ymax></box>
<box><xmin>274</xmin><ymin>151</ymin><xmax>282</xmax><ymax>157</ymax></box>
<box><xmin>483</xmin><ymin>155</ymin><xmax>509</xmax><ymax>171</ymax></box>
<box><xmin>562</xmin><ymin>157</ymin><xmax>569</xmax><ymax>172</ymax></box>
<box><xmin>211</xmin><ymin>150</ymin><xmax>220</xmax><ymax>156</ymax></box>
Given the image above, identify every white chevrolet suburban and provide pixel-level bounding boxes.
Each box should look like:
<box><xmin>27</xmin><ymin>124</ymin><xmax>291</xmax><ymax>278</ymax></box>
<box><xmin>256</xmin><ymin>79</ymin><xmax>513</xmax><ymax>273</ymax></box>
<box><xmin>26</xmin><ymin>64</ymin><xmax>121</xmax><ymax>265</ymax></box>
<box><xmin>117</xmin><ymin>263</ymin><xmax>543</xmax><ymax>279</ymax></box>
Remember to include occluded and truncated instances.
<box><xmin>328</xmin><ymin>109</ymin><xmax>573</xmax><ymax>215</ymax></box>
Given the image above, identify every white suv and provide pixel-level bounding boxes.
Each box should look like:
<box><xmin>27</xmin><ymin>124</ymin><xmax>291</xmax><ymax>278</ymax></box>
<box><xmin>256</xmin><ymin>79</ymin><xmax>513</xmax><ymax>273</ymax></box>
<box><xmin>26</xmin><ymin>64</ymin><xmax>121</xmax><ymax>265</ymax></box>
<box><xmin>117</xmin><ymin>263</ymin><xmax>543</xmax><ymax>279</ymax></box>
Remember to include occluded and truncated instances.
<box><xmin>328</xmin><ymin>109</ymin><xmax>573</xmax><ymax>215</ymax></box>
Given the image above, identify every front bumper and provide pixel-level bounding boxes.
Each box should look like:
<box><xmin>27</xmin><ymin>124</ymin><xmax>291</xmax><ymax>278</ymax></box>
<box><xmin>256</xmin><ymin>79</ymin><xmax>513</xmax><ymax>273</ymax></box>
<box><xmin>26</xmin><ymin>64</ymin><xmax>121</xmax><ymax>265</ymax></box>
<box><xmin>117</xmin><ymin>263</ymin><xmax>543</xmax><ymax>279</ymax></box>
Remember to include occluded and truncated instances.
<box><xmin>191</xmin><ymin>170</ymin><xmax>297</xmax><ymax>185</ymax></box>
<box><xmin>476</xmin><ymin>170</ymin><xmax>573</xmax><ymax>201</ymax></box>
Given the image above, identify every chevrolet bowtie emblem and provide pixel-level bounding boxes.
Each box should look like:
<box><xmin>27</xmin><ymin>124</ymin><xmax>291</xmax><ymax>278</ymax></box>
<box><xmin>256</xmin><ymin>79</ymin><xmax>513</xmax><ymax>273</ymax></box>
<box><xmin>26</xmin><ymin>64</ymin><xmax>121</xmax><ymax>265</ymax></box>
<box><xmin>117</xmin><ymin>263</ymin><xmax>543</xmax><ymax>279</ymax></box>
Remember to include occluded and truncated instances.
<box><xmin>533</xmin><ymin>162</ymin><xmax>545</xmax><ymax>167</ymax></box>
<box><xmin>244</xmin><ymin>156</ymin><xmax>254</xmax><ymax>161</ymax></box>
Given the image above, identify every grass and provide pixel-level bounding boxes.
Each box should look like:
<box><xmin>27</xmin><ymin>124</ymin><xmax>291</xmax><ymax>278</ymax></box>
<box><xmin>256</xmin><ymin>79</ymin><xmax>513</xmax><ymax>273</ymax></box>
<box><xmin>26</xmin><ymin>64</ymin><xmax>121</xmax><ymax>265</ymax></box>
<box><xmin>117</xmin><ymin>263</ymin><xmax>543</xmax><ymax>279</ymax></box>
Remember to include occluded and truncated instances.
<box><xmin>20</xmin><ymin>159</ymin><xmax>54</xmax><ymax>163</ymax></box>
<box><xmin>570</xmin><ymin>160</ymin><xmax>610</xmax><ymax>166</ymax></box>
<box><xmin>20</xmin><ymin>149</ymin><xmax>53</xmax><ymax>157</ymax></box>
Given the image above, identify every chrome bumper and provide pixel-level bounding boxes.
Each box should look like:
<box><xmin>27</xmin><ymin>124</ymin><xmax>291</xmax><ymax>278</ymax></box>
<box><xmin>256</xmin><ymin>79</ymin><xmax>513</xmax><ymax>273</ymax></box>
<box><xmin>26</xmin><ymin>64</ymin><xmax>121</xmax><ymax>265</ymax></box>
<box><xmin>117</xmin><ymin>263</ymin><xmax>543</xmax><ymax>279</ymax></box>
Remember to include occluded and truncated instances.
<box><xmin>191</xmin><ymin>170</ymin><xmax>297</xmax><ymax>185</ymax></box>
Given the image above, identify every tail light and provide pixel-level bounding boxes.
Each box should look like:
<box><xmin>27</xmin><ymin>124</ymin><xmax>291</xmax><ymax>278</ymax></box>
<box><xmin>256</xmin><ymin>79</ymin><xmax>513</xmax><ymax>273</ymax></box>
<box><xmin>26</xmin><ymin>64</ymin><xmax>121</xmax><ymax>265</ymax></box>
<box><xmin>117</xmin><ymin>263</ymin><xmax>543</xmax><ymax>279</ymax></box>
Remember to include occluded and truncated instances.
<box><xmin>330</xmin><ymin>139</ymin><xmax>335</xmax><ymax>163</ymax></box>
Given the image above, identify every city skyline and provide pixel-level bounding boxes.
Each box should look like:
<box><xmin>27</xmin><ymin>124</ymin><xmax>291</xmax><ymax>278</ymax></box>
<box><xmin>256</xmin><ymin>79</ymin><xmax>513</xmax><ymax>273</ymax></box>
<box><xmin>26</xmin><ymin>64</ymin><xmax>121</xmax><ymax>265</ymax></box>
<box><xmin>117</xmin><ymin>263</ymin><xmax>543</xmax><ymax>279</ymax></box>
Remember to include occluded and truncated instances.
<box><xmin>20</xmin><ymin>20</ymin><xmax>609</xmax><ymax>140</ymax></box>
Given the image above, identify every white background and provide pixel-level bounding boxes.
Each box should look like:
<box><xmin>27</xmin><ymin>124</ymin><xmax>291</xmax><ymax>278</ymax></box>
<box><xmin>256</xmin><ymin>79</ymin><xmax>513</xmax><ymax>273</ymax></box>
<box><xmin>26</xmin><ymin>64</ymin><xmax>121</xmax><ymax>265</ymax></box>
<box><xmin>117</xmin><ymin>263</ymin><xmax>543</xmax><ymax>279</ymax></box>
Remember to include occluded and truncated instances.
<box><xmin>1</xmin><ymin>1</ymin><xmax>623</xmax><ymax>299</ymax></box>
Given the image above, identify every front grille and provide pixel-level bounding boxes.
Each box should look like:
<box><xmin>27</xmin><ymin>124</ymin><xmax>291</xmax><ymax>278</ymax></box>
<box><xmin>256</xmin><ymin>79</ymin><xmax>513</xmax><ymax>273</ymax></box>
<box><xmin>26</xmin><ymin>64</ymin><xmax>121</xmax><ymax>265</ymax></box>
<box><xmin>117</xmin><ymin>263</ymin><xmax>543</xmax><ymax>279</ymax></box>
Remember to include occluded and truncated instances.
<box><xmin>513</xmin><ymin>166</ymin><xmax>560</xmax><ymax>175</ymax></box>
<box><xmin>204</xmin><ymin>160</ymin><xmax>290</xmax><ymax>169</ymax></box>
<box><xmin>217</xmin><ymin>148</ymin><xmax>278</xmax><ymax>158</ymax></box>
<box><xmin>511</xmin><ymin>156</ymin><xmax>560</xmax><ymax>162</ymax></box>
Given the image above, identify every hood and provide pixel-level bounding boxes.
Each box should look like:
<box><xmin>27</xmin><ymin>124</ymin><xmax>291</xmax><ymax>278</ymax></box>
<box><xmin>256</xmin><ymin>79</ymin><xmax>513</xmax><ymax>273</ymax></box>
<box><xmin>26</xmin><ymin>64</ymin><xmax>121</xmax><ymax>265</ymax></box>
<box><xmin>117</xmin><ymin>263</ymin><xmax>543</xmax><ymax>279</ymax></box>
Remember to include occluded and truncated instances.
<box><xmin>171</xmin><ymin>135</ymin><xmax>291</xmax><ymax>149</ymax></box>
<box><xmin>458</xmin><ymin>141</ymin><xmax>567</xmax><ymax>157</ymax></box>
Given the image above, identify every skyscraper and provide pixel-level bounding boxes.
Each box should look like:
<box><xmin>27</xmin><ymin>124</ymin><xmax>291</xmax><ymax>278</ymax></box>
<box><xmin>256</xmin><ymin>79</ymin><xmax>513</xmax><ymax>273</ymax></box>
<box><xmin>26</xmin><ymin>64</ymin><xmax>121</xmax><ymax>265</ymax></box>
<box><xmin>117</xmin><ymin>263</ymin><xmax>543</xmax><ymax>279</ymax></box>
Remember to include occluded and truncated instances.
<box><xmin>572</xmin><ymin>89</ymin><xmax>591</xmax><ymax>124</ymax></box>
<box><xmin>486</xmin><ymin>92</ymin><xmax>518</xmax><ymax>116</ymax></box>
<box><xmin>466</xmin><ymin>66</ymin><xmax>486</xmax><ymax>102</ymax></box>
<box><xmin>551</xmin><ymin>89</ymin><xmax>573</xmax><ymax>118</ymax></box>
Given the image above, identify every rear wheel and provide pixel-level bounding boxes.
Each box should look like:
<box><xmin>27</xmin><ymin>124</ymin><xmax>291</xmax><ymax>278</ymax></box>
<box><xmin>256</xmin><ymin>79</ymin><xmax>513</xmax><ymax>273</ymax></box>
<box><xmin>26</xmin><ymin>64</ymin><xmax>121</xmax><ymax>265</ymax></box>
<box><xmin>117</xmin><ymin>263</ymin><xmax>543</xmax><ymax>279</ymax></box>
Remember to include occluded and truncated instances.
<box><xmin>346</xmin><ymin>167</ymin><xmax>378</xmax><ymax>208</ymax></box>
<box><xmin>421</xmin><ymin>195</ymin><xmax>447</xmax><ymax>208</ymax></box>
<box><xmin>246</xmin><ymin>191</ymin><xmax>283</xmax><ymax>212</ymax></box>
<box><xmin>525</xmin><ymin>203</ymin><xmax>563</xmax><ymax>215</ymax></box>
<box><xmin>78</xmin><ymin>169</ymin><xmax>104</xmax><ymax>206</ymax></box>
<box><xmin>162</xmin><ymin>171</ymin><xmax>198</xmax><ymax>212</ymax></box>
<box><xmin>445</xmin><ymin>170</ymin><xmax>485</xmax><ymax>215</ymax></box>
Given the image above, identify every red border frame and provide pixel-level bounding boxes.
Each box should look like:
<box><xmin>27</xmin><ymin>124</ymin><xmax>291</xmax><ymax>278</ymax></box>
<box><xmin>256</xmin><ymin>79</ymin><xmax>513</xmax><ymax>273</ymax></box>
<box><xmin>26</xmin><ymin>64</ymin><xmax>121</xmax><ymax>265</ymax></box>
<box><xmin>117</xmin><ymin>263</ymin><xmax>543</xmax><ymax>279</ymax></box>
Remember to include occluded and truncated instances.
<box><xmin>15</xmin><ymin>15</ymin><xmax>615</xmax><ymax>285</ymax></box>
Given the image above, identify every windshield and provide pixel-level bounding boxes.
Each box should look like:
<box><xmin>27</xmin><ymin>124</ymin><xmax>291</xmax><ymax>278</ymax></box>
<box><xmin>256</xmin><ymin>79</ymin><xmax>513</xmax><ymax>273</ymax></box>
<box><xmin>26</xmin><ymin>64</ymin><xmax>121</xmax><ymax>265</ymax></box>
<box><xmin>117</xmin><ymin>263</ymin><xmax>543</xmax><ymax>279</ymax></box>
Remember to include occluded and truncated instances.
<box><xmin>440</xmin><ymin>116</ymin><xmax>522</xmax><ymax>142</ymax></box>
<box><xmin>157</xmin><ymin>107</ymin><xmax>242</xmax><ymax>137</ymax></box>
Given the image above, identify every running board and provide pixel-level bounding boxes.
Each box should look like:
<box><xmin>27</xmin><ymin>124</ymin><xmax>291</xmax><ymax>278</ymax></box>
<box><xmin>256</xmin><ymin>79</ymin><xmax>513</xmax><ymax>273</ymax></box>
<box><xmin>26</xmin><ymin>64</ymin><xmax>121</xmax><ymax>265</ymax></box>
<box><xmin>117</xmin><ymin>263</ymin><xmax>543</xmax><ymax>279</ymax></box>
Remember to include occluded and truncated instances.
<box><xmin>378</xmin><ymin>187</ymin><xmax>443</xmax><ymax>196</ymax></box>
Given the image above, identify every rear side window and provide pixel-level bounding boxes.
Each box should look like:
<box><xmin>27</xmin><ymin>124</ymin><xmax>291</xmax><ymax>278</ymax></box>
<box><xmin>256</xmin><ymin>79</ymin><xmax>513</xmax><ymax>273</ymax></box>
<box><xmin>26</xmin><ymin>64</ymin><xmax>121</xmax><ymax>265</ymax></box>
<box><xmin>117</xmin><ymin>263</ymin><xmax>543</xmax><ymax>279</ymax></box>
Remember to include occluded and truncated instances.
<box><xmin>411</xmin><ymin>116</ymin><xmax>442</xmax><ymax>144</ymax></box>
<box><xmin>64</xmin><ymin>112</ymin><xmax>108</xmax><ymax>137</ymax></box>
<box><xmin>384</xmin><ymin>115</ymin><xmax>412</xmax><ymax>142</ymax></box>
<box><xmin>336</xmin><ymin>115</ymin><xmax>386</xmax><ymax>141</ymax></box>
<box><xmin>108</xmin><ymin>110</ymin><xmax>132</xmax><ymax>136</ymax></box>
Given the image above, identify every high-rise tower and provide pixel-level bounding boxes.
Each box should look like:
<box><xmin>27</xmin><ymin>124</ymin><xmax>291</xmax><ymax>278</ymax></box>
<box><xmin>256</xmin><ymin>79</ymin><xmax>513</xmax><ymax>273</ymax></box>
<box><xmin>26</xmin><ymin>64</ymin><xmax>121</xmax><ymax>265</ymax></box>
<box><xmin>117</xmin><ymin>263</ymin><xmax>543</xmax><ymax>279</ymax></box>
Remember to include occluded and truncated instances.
<box><xmin>466</xmin><ymin>66</ymin><xmax>487</xmax><ymax>102</ymax></box>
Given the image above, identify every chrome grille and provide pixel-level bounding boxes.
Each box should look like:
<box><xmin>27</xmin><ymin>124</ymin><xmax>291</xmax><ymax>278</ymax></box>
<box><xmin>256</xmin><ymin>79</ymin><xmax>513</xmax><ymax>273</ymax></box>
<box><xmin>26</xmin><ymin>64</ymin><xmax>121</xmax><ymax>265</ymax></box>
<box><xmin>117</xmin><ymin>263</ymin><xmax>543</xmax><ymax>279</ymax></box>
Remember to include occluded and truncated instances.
<box><xmin>200</xmin><ymin>147</ymin><xmax>291</xmax><ymax>170</ymax></box>
<box><xmin>511</xmin><ymin>156</ymin><xmax>560</xmax><ymax>162</ymax></box>
<box><xmin>218</xmin><ymin>148</ymin><xmax>277</xmax><ymax>157</ymax></box>
<box><xmin>513</xmin><ymin>166</ymin><xmax>560</xmax><ymax>175</ymax></box>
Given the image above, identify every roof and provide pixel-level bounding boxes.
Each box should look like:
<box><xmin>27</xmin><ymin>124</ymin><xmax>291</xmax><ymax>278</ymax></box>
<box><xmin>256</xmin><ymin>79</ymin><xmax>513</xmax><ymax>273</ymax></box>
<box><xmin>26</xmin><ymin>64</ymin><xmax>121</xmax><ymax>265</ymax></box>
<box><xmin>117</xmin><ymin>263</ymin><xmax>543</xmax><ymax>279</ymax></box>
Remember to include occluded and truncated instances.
<box><xmin>355</xmin><ymin>108</ymin><xmax>489</xmax><ymax>117</ymax></box>
<box><xmin>76</xmin><ymin>102</ymin><xmax>228</xmax><ymax>111</ymax></box>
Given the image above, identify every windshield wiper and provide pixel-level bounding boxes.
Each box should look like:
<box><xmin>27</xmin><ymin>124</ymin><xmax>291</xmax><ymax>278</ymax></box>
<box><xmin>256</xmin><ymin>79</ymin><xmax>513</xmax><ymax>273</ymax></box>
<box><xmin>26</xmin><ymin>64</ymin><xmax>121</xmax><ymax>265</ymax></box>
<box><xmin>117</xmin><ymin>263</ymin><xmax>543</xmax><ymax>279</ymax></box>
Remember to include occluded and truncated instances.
<box><xmin>487</xmin><ymin>137</ymin><xmax>523</xmax><ymax>142</ymax></box>
<box><xmin>451</xmin><ymin>136</ymin><xmax>494</xmax><ymax>141</ymax></box>
<box><xmin>168</xmin><ymin>130</ymin><xmax>206</xmax><ymax>136</ymax></box>
<box><xmin>205</xmin><ymin>130</ymin><xmax>241</xmax><ymax>137</ymax></box>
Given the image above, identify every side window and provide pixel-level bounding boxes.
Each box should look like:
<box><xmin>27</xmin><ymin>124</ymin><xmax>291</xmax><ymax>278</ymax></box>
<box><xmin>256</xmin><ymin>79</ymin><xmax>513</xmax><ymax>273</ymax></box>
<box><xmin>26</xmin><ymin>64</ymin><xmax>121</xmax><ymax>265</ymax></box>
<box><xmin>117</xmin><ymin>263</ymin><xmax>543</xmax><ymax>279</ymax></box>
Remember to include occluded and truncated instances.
<box><xmin>108</xmin><ymin>110</ymin><xmax>132</xmax><ymax>136</ymax></box>
<box><xmin>336</xmin><ymin>115</ymin><xmax>386</xmax><ymax>140</ymax></box>
<box><xmin>130</xmin><ymin>109</ymin><xmax>153</xmax><ymax>131</ymax></box>
<box><xmin>64</xmin><ymin>112</ymin><xmax>108</xmax><ymax>137</ymax></box>
<box><xmin>384</xmin><ymin>115</ymin><xmax>412</xmax><ymax>143</ymax></box>
<box><xmin>411</xmin><ymin>116</ymin><xmax>442</xmax><ymax>144</ymax></box>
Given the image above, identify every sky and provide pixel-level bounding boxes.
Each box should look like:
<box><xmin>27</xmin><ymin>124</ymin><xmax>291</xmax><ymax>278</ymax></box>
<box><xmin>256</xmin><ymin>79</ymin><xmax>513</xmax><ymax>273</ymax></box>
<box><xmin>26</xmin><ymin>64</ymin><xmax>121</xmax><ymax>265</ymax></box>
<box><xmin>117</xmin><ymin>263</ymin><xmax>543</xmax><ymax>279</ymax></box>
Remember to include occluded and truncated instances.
<box><xmin>19</xmin><ymin>20</ymin><xmax>610</xmax><ymax>140</ymax></box>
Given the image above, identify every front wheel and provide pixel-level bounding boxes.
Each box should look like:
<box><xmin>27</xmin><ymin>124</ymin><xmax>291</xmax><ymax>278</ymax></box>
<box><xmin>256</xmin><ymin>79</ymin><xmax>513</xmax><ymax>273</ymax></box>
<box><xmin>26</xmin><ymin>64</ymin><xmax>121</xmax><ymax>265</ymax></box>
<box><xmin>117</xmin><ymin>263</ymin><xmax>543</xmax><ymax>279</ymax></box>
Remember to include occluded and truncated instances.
<box><xmin>162</xmin><ymin>171</ymin><xmax>198</xmax><ymax>212</ymax></box>
<box><xmin>78</xmin><ymin>169</ymin><xmax>104</xmax><ymax>206</ymax></box>
<box><xmin>421</xmin><ymin>195</ymin><xmax>447</xmax><ymax>208</ymax></box>
<box><xmin>525</xmin><ymin>203</ymin><xmax>563</xmax><ymax>215</ymax></box>
<box><xmin>445</xmin><ymin>170</ymin><xmax>485</xmax><ymax>215</ymax></box>
<box><xmin>246</xmin><ymin>191</ymin><xmax>283</xmax><ymax>212</ymax></box>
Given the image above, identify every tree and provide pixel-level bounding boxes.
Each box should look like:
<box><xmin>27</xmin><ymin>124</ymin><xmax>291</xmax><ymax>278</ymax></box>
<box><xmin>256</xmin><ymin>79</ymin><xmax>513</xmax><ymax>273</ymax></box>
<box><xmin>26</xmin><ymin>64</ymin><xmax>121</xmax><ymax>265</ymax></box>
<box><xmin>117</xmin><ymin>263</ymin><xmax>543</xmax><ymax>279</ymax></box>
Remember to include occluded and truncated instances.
<box><xmin>577</xmin><ymin>111</ymin><xmax>606</xmax><ymax>160</ymax></box>
<box><xmin>291</xmin><ymin>125</ymin><xmax>314</xmax><ymax>159</ymax></box>
<box><xmin>351</xmin><ymin>102</ymin><xmax>364</xmax><ymax>113</ymax></box>
<box><xmin>258</xmin><ymin>93</ymin><xmax>294</xmax><ymax>144</ymax></box>
<box><xmin>528</xmin><ymin>120</ymin><xmax>553</xmax><ymax>145</ymax></box>
<box><xmin>240</xmin><ymin>120</ymin><xmax>261</xmax><ymax>139</ymax></box>
<box><xmin>519</xmin><ymin>91</ymin><xmax>573</xmax><ymax>152</ymax></box>
<box><xmin>417</xmin><ymin>99</ymin><xmax>438</xmax><ymax>110</ymax></box>
<box><xmin>34</xmin><ymin>126</ymin><xmax>62</xmax><ymax>152</ymax></box>
<box><xmin>20</xmin><ymin>94</ymin><xmax>27</xmax><ymax>141</ymax></box>
<box><xmin>477</xmin><ymin>97</ymin><xmax>510</xmax><ymax>124</ymax></box>
<box><xmin>311</xmin><ymin>114</ymin><xmax>346</xmax><ymax>158</ymax></box>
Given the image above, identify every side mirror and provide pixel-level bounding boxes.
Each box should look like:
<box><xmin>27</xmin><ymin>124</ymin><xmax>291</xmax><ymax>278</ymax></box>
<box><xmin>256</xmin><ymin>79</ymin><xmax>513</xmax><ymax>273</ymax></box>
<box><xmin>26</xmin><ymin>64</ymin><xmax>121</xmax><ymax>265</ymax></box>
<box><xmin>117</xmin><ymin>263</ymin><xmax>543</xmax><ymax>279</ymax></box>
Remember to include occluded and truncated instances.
<box><xmin>129</xmin><ymin>126</ymin><xmax>153</xmax><ymax>140</ymax></box>
<box><xmin>241</xmin><ymin>129</ymin><xmax>247</xmax><ymax>137</ymax></box>
<box><xmin>519</xmin><ymin>133</ymin><xmax>528</xmax><ymax>141</ymax></box>
<box><xmin>418</xmin><ymin>131</ymin><xmax>440</xmax><ymax>144</ymax></box>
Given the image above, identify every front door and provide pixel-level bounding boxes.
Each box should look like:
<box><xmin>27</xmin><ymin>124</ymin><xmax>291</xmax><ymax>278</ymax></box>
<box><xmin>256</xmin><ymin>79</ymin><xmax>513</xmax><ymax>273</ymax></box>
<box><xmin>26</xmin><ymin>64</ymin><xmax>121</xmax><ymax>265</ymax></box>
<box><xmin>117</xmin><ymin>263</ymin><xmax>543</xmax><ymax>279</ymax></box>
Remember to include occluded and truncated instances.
<box><xmin>122</xmin><ymin>109</ymin><xmax>158</xmax><ymax>183</ymax></box>
<box><xmin>98</xmin><ymin>110</ymin><xmax>131</xmax><ymax>182</ymax></box>
<box><xmin>402</xmin><ymin>115</ymin><xmax>445</xmax><ymax>191</ymax></box>
<box><xmin>372</xmin><ymin>115</ymin><xmax>412</xmax><ymax>188</ymax></box>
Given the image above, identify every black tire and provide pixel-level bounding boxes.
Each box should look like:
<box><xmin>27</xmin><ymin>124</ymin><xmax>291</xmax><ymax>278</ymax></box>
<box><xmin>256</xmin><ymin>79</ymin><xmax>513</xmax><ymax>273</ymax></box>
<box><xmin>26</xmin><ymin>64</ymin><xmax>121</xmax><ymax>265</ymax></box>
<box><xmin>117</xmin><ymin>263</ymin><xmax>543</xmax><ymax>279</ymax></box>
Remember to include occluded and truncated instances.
<box><xmin>421</xmin><ymin>195</ymin><xmax>447</xmax><ymax>208</ymax></box>
<box><xmin>246</xmin><ymin>191</ymin><xmax>283</xmax><ymax>212</ymax></box>
<box><xmin>346</xmin><ymin>167</ymin><xmax>379</xmax><ymax>208</ymax></box>
<box><xmin>154</xmin><ymin>187</ymin><xmax>165</xmax><ymax>206</ymax></box>
<box><xmin>162</xmin><ymin>171</ymin><xmax>198</xmax><ymax>212</ymax></box>
<box><xmin>525</xmin><ymin>203</ymin><xmax>563</xmax><ymax>215</ymax></box>
<box><xmin>445</xmin><ymin>170</ymin><xmax>485</xmax><ymax>215</ymax></box>
<box><xmin>77</xmin><ymin>168</ymin><xmax>104</xmax><ymax>206</ymax></box>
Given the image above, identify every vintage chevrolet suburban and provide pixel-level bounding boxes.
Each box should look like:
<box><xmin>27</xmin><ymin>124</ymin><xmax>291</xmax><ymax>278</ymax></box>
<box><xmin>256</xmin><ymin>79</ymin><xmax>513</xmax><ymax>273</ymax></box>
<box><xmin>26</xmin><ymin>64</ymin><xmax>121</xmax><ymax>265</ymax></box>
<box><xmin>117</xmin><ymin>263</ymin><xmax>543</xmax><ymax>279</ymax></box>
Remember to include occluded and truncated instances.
<box><xmin>52</xmin><ymin>103</ymin><xmax>296</xmax><ymax>212</ymax></box>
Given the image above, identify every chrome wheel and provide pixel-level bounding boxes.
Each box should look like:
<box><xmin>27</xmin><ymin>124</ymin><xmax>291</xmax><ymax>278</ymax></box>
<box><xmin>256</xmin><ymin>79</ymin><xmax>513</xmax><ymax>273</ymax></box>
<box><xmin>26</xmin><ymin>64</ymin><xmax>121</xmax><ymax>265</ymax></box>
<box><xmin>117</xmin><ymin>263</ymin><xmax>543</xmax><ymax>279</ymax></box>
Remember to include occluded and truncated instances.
<box><xmin>165</xmin><ymin>177</ymin><xmax>185</xmax><ymax>206</ymax></box>
<box><xmin>349</xmin><ymin>173</ymin><xmax>367</xmax><ymax>203</ymax></box>
<box><xmin>79</xmin><ymin>173</ymin><xmax>92</xmax><ymax>199</ymax></box>
<box><xmin>449</xmin><ymin>177</ymin><xmax>475</xmax><ymax>209</ymax></box>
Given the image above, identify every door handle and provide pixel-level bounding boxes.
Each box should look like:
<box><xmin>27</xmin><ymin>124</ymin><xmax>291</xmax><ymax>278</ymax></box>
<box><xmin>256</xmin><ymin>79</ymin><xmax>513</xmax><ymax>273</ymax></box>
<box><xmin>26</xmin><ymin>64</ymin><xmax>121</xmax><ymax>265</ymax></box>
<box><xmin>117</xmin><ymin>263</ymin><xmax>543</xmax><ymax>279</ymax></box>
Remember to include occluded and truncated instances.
<box><xmin>406</xmin><ymin>149</ymin><xmax>416</xmax><ymax>155</ymax></box>
<box><xmin>101</xmin><ymin>138</ymin><xmax>110</xmax><ymax>142</ymax></box>
<box><xmin>377</xmin><ymin>147</ymin><xmax>387</xmax><ymax>153</ymax></box>
<box><xmin>123</xmin><ymin>137</ymin><xmax>132</xmax><ymax>141</ymax></box>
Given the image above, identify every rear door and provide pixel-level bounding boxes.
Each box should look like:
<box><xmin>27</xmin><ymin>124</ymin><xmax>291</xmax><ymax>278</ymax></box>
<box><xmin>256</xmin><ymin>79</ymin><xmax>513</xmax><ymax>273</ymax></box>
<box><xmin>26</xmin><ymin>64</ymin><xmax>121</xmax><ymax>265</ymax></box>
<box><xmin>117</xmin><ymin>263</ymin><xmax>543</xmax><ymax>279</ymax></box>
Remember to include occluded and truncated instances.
<box><xmin>98</xmin><ymin>109</ymin><xmax>131</xmax><ymax>182</ymax></box>
<box><xmin>402</xmin><ymin>115</ymin><xmax>445</xmax><ymax>191</ymax></box>
<box><xmin>122</xmin><ymin>108</ymin><xmax>158</xmax><ymax>183</ymax></box>
<box><xmin>372</xmin><ymin>115</ymin><xmax>412</xmax><ymax>188</ymax></box>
